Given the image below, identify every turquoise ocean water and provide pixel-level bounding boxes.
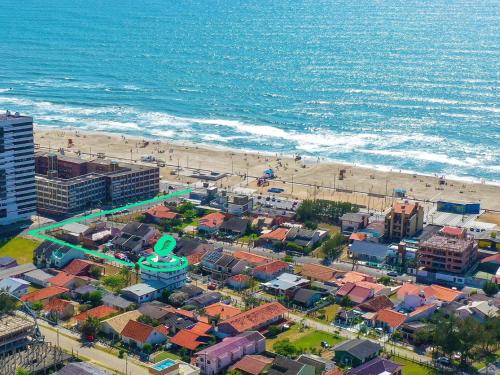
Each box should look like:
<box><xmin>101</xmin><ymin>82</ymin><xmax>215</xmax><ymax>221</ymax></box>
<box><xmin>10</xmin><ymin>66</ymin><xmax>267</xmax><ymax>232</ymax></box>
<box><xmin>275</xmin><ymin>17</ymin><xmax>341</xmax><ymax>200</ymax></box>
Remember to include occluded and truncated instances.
<box><xmin>0</xmin><ymin>0</ymin><xmax>498</xmax><ymax>182</ymax></box>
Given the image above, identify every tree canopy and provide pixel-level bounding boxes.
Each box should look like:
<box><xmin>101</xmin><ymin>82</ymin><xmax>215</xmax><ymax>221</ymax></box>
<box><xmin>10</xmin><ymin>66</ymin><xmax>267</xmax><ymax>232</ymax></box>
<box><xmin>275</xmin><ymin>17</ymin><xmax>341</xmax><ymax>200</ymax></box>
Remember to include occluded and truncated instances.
<box><xmin>296</xmin><ymin>199</ymin><xmax>358</xmax><ymax>224</ymax></box>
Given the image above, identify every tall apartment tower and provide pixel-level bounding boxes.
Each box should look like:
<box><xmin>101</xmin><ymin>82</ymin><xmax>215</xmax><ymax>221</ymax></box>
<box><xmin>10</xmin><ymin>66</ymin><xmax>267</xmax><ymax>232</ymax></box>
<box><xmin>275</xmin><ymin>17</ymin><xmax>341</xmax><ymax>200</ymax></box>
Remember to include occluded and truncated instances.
<box><xmin>0</xmin><ymin>111</ymin><xmax>37</xmax><ymax>226</ymax></box>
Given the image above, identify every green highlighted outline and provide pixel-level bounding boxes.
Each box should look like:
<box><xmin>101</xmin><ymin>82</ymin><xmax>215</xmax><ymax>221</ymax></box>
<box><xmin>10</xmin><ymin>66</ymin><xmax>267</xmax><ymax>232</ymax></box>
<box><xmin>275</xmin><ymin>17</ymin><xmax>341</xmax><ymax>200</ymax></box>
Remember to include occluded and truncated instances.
<box><xmin>28</xmin><ymin>189</ymin><xmax>192</xmax><ymax>271</ymax></box>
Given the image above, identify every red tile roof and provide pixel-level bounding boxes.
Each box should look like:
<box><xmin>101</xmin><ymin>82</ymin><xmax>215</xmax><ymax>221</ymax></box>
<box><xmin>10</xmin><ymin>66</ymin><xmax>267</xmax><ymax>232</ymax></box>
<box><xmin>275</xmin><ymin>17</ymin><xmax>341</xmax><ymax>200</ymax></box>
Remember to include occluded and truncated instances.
<box><xmin>229</xmin><ymin>274</ymin><xmax>252</xmax><ymax>283</ymax></box>
<box><xmin>408</xmin><ymin>303</ymin><xmax>437</xmax><ymax>318</ymax></box>
<box><xmin>481</xmin><ymin>253</ymin><xmax>500</xmax><ymax>264</ymax></box>
<box><xmin>21</xmin><ymin>286</ymin><xmax>69</xmax><ymax>303</ymax></box>
<box><xmin>199</xmin><ymin>212</ymin><xmax>225</xmax><ymax>228</ymax></box>
<box><xmin>48</xmin><ymin>272</ymin><xmax>77</xmax><ymax>287</ymax></box>
<box><xmin>375</xmin><ymin>309</ymin><xmax>407</xmax><ymax>329</ymax></box>
<box><xmin>349</xmin><ymin>232</ymin><xmax>367</xmax><ymax>241</ymax></box>
<box><xmin>393</xmin><ymin>202</ymin><xmax>417</xmax><ymax>215</ymax></box>
<box><xmin>218</xmin><ymin>302</ymin><xmax>287</xmax><ymax>333</ymax></box>
<box><xmin>253</xmin><ymin>260</ymin><xmax>289</xmax><ymax>275</ymax></box>
<box><xmin>233</xmin><ymin>251</ymin><xmax>270</xmax><ymax>265</ymax></box>
<box><xmin>146</xmin><ymin>205</ymin><xmax>179</xmax><ymax>220</ymax></box>
<box><xmin>120</xmin><ymin>320</ymin><xmax>157</xmax><ymax>344</ymax></box>
<box><xmin>259</xmin><ymin>228</ymin><xmax>289</xmax><ymax>241</ymax></box>
<box><xmin>74</xmin><ymin>305</ymin><xmax>118</xmax><ymax>321</ymax></box>
<box><xmin>63</xmin><ymin>259</ymin><xmax>95</xmax><ymax>276</ymax></box>
<box><xmin>337</xmin><ymin>282</ymin><xmax>372</xmax><ymax>304</ymax></box>
<box><xmin>170</xmin><ymin>328</ymin><xmax>210</xmax><ymax>350</ymax></box>
<box><xmin>162</xmin><ymin>307</ymin><xmax>197</xmax><ymax>320</ymax></box>
<box><xmin>441</xmin><ymin>226</ymin><xmax>466</xmax><ymax>237</ymax></box>
<box><xmin>300</xmin><ymin>263</ymin><xmax>337</xmax><ymax>282</ymax></box>
<box><xmin>231</xmin><ymin>355</ymin><xmax>273</xmax><ymax>375</ymax></box>
<box><xmin>190</xmin><ymin>322</ymin><xmax>212</xmax><ymax>334</ymax></box>
<box><xmin>358</xmin><ymin>296</ymin><xmax>394</xmax><ymax>313</ymax></box>
<box><xmin>204</xmin><ymin>302</ymin><xmax>241</xmax><ymax>320</ymax></box>
<box><xmin>397</xmin><ymin>283</ymin><xmax>463</xmax><ymax>303</ymax></box>
<box><xmin>43</xmin><ymin>298</ymin><xmax>73</xmax><ymax>313</ymax></box>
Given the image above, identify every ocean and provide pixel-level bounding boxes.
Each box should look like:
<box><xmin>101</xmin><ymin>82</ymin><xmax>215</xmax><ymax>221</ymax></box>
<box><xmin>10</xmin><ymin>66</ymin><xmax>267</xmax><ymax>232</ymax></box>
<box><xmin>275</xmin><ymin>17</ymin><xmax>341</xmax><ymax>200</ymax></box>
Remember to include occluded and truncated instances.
<box><xmin>0</xmin><ymin>0</ymin><xmax>499</xmax><ymax>182</ymax></box>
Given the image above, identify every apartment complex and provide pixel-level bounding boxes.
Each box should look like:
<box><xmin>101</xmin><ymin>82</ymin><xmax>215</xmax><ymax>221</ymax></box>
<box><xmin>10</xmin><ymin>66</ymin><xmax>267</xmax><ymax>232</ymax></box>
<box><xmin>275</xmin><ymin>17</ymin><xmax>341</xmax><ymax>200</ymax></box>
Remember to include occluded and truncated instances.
<box><xmin>418</xmin><ymin>227</ymin><xmax>478</xmax><ymax>274</ymax></box>
<box><xmin>384</xmin><ymin>201</ymin><xmax>424</xmax><ymax>240</ymax></box>
<box><xmin>0</xmin><ymin>111</ymin><xmax>37</xmax><ymax>226</ymax></box>
<box><xmin>35</xmin><ymin>152</ymin><xmax>159</xmax><ymax>215</ymax></box>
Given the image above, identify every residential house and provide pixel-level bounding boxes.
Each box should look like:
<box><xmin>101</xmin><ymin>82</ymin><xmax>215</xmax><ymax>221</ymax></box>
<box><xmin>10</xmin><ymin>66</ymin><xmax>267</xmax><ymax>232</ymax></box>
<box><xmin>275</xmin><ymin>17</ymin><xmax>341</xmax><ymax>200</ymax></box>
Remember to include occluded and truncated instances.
<box><xmin>346</xmin><ymin>357</ymin><xmax>402</xmax><ymax>375</ymax></box>
<box><xmin>58</xmin><ymin>222</ymin><xmax>90</xmax><ymax>244</ymax></box>
<box><xmin>180</xmin><ymin>284</ymin><xmax>204</xmax><ymax>299</ymax></box>
<box><xmin>120</xmin><ymin>281</ymin><xmax>168</xmax><ymax>303</ymax></box>
<box><xmin>175</xmin><ymin>238</ymin><xmax>215</xmax><ymax>265</ymax></box>
<box><xmin>233</xmin><ymin>251</ymin><xmax>270</xmax><ymax>266</ymax></box>
<box><xmin>227</xmin><ymin>274</ymin><xmax>252</xmax><ymax>290</ymax></box>
<box><xmin>229</xmin><ymin>355</ymin><xmax>273</xmax><ymax>375</ymax></box>
<box><xmin>349</xmin><ymin>241</ymin><xmax>390</xmax><ymax>265</ymax></box>
<box><xmin>20</xmin><ymin>286</ymin><xmax>69</xmax><ymax>305</ymax></box>
<box><xmin>220</xmin><ymin>217</ymin><xmax>250</xmax><ymax>237</ymax></box>
<box><xmin>252</xmin><ymin>216</ymin><xmax>276</xmax><ymax>231</ymax></box>
<box><xmin>262</xmin><ymin>273</ymin><xmax>310</xmax><ymax>296</ymax></box>
<box><xmin>101</xmin><ymin>293</ymin><xmax>135</xmax><ymax>311</ymax></box>
<box><xmin>356</xmin><ymin>296</ymin><xmax>394</xmax><ymax>314</ymax></box>
<box><xmin>217</xmin><ymin>302</ymin><xmax>287</xmax><ymax>335</ymax></box>
<box><xmin>100</xmin><ymin>310</ymin><xmax>143</xmax><ymax>339</ymax></box>
<box><xmin>194</xmin><ymin>331</ymin><xmax>265</xmax><ymax>375</ymax></box>
<box><xmin>0</xmin><ymin>264</ymin><xmax>37</xmax><ymax>282</ymax></box>
<box><xmin>300</xmin><ymin>264</ymin><xmax>339</xmax><ymax>283</ymax></box>
<box><xmin>200</xmin><ymin>250</ymin><xmax>247</xmax><ymax>278</ymax></box>
<box><xmin>456</xmin><ymin>300</ymin><xmax>499</xmax><ymax>322</ymax></box>
<box><xmin>204</xmin><ymin>302</ymin><xmax>241</xmax><ymax>321</ymax></box>
<box><xmin>112</xmin><ymin>222</ymin><xmax>155</xmax><ymax>253</ymax></box>
<box><xmin>186</xmin><ymin>292</ymin><xmax>222</xmax><ymax>308</ymax></box>
<box><xmin>35</xmin><ymin>240</ymin><xmax>85</xmax><ymax>268</ymax></box>
<box><xmin>396</xmin><ymin>283</ymin><xmax>464</xmax><ymax>309</ymax></box>
<box><xmin>0</xmin><ymin>277</ymin><xmax>30</xmax><ymax>298</ymax></box>
<box><xmin>144</xmin><ymin>205</ymin><xmax>180</xmax><ymax>223</ymax></box>
<box><xmin>120</xmin><ymin>320</ymin><xmax>168</xmax><ymax>349</ymax></box>
<box><xmin>74</xmin><ymin>305</ymin><xmax>118</xmax><ymax>326</ymax></box>
<box><xmin>256</xmin><ymin>227</ymin><xmax>289</xmax><ymax>248</ymax></box>
<box><xmin>400</xmin><ymin>321</ymin><xmax>429</xmax><ymax>345</ymax></box>
<box><xmin>253</xmin><ymin>260</ymin><xmax>290</xmax><ymax>282</ymax></box>
<box><xmin>225</xmin><ymin>194</ymin><xmax>254</xmax><ymax>216</ymax></box>
<box><xmin>71</xmin><ymin>284</ymin><xmax>99</xmax><ymax>301</ymax></box>
<box><xmin>292</xmin><ymin>288</ymin><xmax>324</xmax><ymax>308</ymax></box>
<box><xmin>169</xmin><ymin>322</ymin><xmax>212</xmax><ymax>351</ymax></box>
<box><xmin>373</xmin><ymin>309</ymin><xmax>407</xmax><ymax>333</ymax></box>
<box><xmin>384</xmin><ymin>201</ymin><xmax>424</xmax><ymax>240</ymax></box>
<box><xmin>297</xmin><ymin>354</ymin><xmax>335</xmax><ymax>375</ymax></box>
<box><xmin>198</xmin><ymin>212</ymin><xmax>226</xmax><ymax>234</ymax></box>
<box><xmin>63</xmin><ymin>259</ymin><xmax>104</xmax><ymax>277</ymax></box>
<box><xmin>48</xmin><ymin>271</ymin><xmax>88</xmax><ymax>290</ymax></box>
<box><xmin>23</xmin><ymin>269</ymin><xmax>53</xmax><ymax>287</ymax></box>
<box><xmin>336</xmin><ymin>282</ymin><xmax>374</xmax><ymax>305</ymax></box>
<box><xmin>81</xmin><ymin>223</ymin><xmax>115</xmax><ymax>249</ymax></box>
<box><xmin>405</xmin><ymin>304</ymin><xmax>437</xmax><ymax>322</ymax></box>
<box><xmin>286</xmin><ymin>228</ymin><xmax>327</xmax><ymax>248</ymax></box>
<box><xmin>42</xmin><ymin>298</ymin><xmax>75</xmax><ymax>320</ymax></box>
<box><xmin>333</xmin><ymin>339</ymin><xmax>381</xmax><ymax>367</ymax></box>
<box><xmin>268</xmin><ymin>357</ymin><xmax>315</xmax><ymax>375</ymax></box>
<box><xmin>0</xmin><ymin>257</ymin><xmax>17</xmax><ymax>270</ymax></box>
<box><xmin>340</xmin><ymin>213</ymin><xmax>369</xmax><ymax>235</ymax></box>
<box><xmin>57</xmin><ymin>362</ymin><xmax>109</xmax><ymax>375</ymax></box>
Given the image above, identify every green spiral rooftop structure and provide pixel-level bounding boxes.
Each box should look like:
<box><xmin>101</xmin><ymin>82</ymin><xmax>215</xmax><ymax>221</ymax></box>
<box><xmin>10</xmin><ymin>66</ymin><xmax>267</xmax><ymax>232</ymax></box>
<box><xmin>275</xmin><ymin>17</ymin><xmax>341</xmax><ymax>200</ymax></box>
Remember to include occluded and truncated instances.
<box><xmin>28</xmin><ymin>189</ymin><xmax>192</xmax><ymax>272</ymax></box>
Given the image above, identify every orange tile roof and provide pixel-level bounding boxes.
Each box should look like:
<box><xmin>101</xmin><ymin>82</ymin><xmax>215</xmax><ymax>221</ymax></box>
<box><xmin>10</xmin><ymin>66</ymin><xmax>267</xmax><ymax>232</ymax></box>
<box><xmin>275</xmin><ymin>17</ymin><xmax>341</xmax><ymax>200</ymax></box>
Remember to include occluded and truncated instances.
<box><xmin>63</xmin><ymin>259</ymin><xmax>96</xmax><ymax>275</ymax></box>
<box><xmin>341</xmin><ymin>271</ymin><xmax>370</xmax><ymax>284</ymax></box>
<box><xmin>219</xmin><ymin>302</ymin><xmax>287</xmax><ymax>333</ymax></box>
<box><xmin>349</xmin><ymin>232</ymin><xmax>367</xmax><ymax>241</ymax></box>
<box><xmin>204</xmin><ymin>302</ymin><xmax>241</xmax><ymax>320</ymax></box>
<box><xmin>408</xmin><ymin>303</ymin><xmax>437</xmax><ymax>318</ymax></box>
<box><xmin>441</xmin><ymin>226</ymin><xmax>466</xmax><ymax>237</ymax></box>
<box><xmin>300</xmin><ymin>263</ymin><xmax>337</xmax><ymax>282</ymax></box>
<box><xmin>74</xmin><ymin>305</ymin><xmax>118</xmax><ymax>321</ymax></box>
<box><xmin>375</xmin><ymin>309</ymin><xmax>407</xmax><ymax>329</ymax></box>
<box><xmin>48</xmin><ymin>272</ymin><xmax>77</xmax><ymax>287</ymax></box>
<box><xmin>229</xmin><ymin>274</ymin><xmax>252</xmax><ymax>283</ymax></box>
<box><xmin>324</xmin><ymin>370</ymin><xmax>344</xmax><ymax>375</ymax></box>
<box><xmin>253</xmin><ymin>260</ymin><xmax>289</xmax><ymax>275</ymax></box>
<box><xmin>393</xmin><ymin>202</ymin><xmax>417</xmax><ymax>215</ymax></box>
<box><xmin>233</xmin><ymin>251</ymin><xmax>270</xmax><ymax>265</ymax></box>
<box><xmin>231</xmin><ymin>355</ymin><xmax>273</xmax><ymax>375</ymax></box>
<box><xmin>170</xmin><ymin>328</ymin><xmax>210</xmax><ymax>350</ymax></box>
<box><xmin>199</xmin><ymin>212</ymin><xmax>225</xmax><ymax>228</ymax></box>
<box><xmin>428</xmin><ymin>284</ymin><xmax>463</xmax><ymax>302</ymax></box>
<box><xmin>397</xmin><ymin>283</ymin><xmax>463</xmax><ymax>303</ymax></box>
<box><xmin>259</xmin><ymin>227</ymin><xmax>289</xmax><ymax>241</ymax></box>
<box><xmin>356</xmin><ymin>281</ymin><xmax>386</xmax><ymax>294</ymax></box>
<box><xmin>21</xmin><ymin>286</ymin><xmax>69</xmax><ymax>303</ymax></box>
<box><xmin>43</xmin><ymin>298</ymin><xmax>72</xmax><ymax>313</ymax></box>
<box><xmin>190</xmin><ymin>321</ymin><xmax>212</xmax><ymax>335</ymax></box>
<box><xmin>146</xmin><ymin>205</ymin><xmax>179</xmax><ymax>220</ymax></box>
<box><xmin>121</xmin><ymin>320</ymin><xmax>157</xmax><ymax>344</ymax></box>
<box><xmin>187</xmin><ymin>253</ymin><xmax>205</xmax><ymax>265</ymax></box>
<box><xmin>162</xmin><ymin>307</ymin><xmax>197</xmax><ymax>319</ymax></box>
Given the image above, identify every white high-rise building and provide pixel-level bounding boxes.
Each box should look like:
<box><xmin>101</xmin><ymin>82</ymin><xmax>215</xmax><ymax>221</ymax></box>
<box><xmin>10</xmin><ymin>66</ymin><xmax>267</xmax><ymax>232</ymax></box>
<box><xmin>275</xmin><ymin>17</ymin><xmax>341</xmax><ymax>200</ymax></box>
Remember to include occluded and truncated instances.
<box><xmin>0</xmin><ymin>111</ymin><xmax>37</xmax><ymax>226</ymax></box>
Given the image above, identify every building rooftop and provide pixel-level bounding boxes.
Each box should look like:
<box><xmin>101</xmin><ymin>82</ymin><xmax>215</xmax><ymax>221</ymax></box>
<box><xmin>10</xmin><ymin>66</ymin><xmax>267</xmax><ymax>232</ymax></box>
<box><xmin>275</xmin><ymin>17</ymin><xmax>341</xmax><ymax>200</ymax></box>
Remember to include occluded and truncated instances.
<box><xmin>333</xmin><ymin>339</ymin><xmax>381</xmax><ymax>360</ymax></box>
<box><xmin>74</xmin><ymin>305</ymin><xmax>118</xmax><ymax>321</ymax></box>
<box><xmin>21</xmin><ymin>286</ymin><xmax>69</xmax><ymax>303</ymax></box>
<box><xmin>121</xmin><ymin>319</ymin><xmax>168</xmax><ymax>343</ymax></box>
<box><xmin>0</xmin><ymin>315</ymin><xmax>34</xmax><ymax>338</ymax></box>
<box><xmin>375</xmin><ymin>309</ymin><xmax>407</xmax><ymax>329</ymax></box>
<box><xmin>420</xmin><ymin>233</ymin><xmax>474</xmax><ymax>253</ymax></box>
<box><xmin>203</xmin><ymin>302</ymin><xmax>241</xmax><ymax>320</ymax></box>
<box><xmin>218</xmin><ymin>302</ymin><xmax>287</xmax><ymax>333</ymax></box>
<box><xmin>346</xmin><ymin>357</ymin><xmax>401</xmax><ymax>375</ymax></box>
<box><xmin>253</xmin><ymin>260</ymin><xmax>289</xmax><ymax>275</ymax></box>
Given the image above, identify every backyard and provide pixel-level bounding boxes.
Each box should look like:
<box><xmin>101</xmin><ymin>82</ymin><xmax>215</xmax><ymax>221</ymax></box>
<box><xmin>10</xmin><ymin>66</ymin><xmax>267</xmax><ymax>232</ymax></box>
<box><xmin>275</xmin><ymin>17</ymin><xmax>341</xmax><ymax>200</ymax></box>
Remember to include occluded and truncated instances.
<box><xmin>267</xmin><ymin>324</ymin><xmax>344</xmax><ymax>353</ymax></box>
<box><xmin>0</xmin><ymin>236</ymin><xmax>41</xmax><ymax>264</ymax></box>
<box><xmin>153</xmin><ymin>351</ymin><xmax>181</xmax><ymax>363</ymax></box>
<box><xmin>391</xmin><ymin>356</ymin><xmax>438</xmax><ymax>375</ymax></box>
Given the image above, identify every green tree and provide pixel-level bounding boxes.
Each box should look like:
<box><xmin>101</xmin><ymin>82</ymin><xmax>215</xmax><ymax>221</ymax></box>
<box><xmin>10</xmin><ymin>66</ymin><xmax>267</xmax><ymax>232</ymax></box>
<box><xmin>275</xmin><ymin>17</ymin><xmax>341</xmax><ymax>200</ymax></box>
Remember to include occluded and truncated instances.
<box><xmin>378</xmin><ymin>276</ymin><xmax>391</xmax><ymax>286</ymax></box>
<box><xmin>227</xmin><ymin>370</ymin><xmax>244</xmax><ymax>375</ymax></box>
<box><xmin>0</xmin><ymin>292</ymin><xmax>17</xmax><ymax>314</ymax></box>
<box><xmin>456</xmin><ymin>317</ymin><xmax>482</xmax><ymax>365</ymax></box>
<box><xmin>142</xmin><ymin>343</ymin><xmax>153</xmax><ymax>354</ymax></box>
<box><xmin>482</xmin><ymin>281</ymin><xmax>499</xmax><ymax>297</ymax></box>
<box><xmin>82</xmin><ymin>291</ymin><xmax>103</xmax><ymax>308</ymax></box>
<box><xmin>89</xmin><ymin>265</ymin><xmax>102</xmax><ymax>279</ymax></box>
<box><xmin>273</xmin><ymin>339</ymin><xmax>298</xmax><ymax>358</ymax></box>
<box><xmin>322</xmin><ymin>233</ymin><xmax>344</xmax><ymax>260</ymax></box>
<box><xmin>16</xmin><ymin>368</ymin><xmax>30</xmax><ymax>375</ymax></box>
<box><xmin>168</xmin><ymin>291</ymin><xmax>188</xmax><ymax>307</ymax></box>
<box><xmin>283</xmin><ymin>254</ymin><xmax>293</xmax><ymax>263</ymax></box>
<box><xmin>81</xmin><ymin>316</ymin><xmax>101</xmax><ymax>340</ymax></box>
<box><xmin>31</xmin><ymin>301</ymin><xmax>44</xmax><ymax>312</ymax></box>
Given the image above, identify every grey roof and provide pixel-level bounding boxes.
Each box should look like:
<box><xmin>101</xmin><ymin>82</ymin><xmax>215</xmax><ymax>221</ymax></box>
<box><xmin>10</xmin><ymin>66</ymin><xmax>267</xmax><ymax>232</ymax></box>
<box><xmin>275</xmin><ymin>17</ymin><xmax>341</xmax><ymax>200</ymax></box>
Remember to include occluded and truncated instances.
<box><xmin>263</xmin><ymin>273</ymin><xmax>309</xmax><ymax>291</ymax></box>
<box><xmin>297</xmin><ymin>354</ymin><xmax>334</xmax><ymax>373</ymax></box>
<box><xmin>56</xmin><ymin>361</ymin><xmax>109</xmax><ymax>375</ymax></box>
<box><xmin>23</xmin><ymin>268</ymin><xmax>53</xmax><ymax>282</ymax></box>
<box><xmin>121</xmin><ymin>222</ymin><xmax>152</xmax><ymax>237</ymax></box>
<box><xmin>61</xmin><ymin>222</ymin><xmax>90</xmax><ymax>234</ymax></box>
<box><xmin>350</xmin><ymin>241</ymin><xmax>389</xmax><ymax>258</ymax></box>
<box><xmin>102</xmin><ymin>293</ymin><xmax>135</xmax><ymax>310</ymax></box>
<box><xmin>175</xmin><ymin>238</ymin><xmax>213</xmax><ymax>256</ymax></box>
<box><xmin>0</xmin><ymin>277</ymin><xmax>30</xmax><ymax>292</ymax></box>
<box><xmin>35</xmin><ymin>240</ymin><xmax>73</xmax><ymax>259</ymax></box>
<box><xmin>121</xmin><ymin>281</ymin><xmax>166</xmax><ymax>297</ymax></box>
<box><xmin>0</xmin><ymin>257</ymin><xmax>16</xmax><ymax>267</ymax></box>
<box><xmin>73</xmin><ymin>284</ymin><xmax>98</xmax><ymax>296</ymax></box>
<box><xmin>269</xmin><ymin>357</ymin><xmax>311</xmax><ymax>375</ymax></box>
<box><xmin>341</xmin><ymin>213</ymin><xmax>368</xmax><ymax>223</ymax></box>
<box><xmin>220</xmin><ymin>217</ymin><xmax>250</xmax><ymax>233</ymax></box>
<box><xmin>333</xmin><ymin>339</ymin><xmax>381</xmax><ymax>360</ymax></box>
<box><xmin>180</xmin><ymin>284</ymin><xmax>204</xmax><ymax>298</ymax></box>
<box><xmin>186</xmin><ymin>292</ymin><xmax>222</xmax><ymax>307</ymax></box>
<box><xmin>138</xmin><ymin>302</ymin><xmax>171</xmax><ymax>320</ymax></box>
<box><xmin>0</xmin><ymin>263</ymin><xmax>36</xmax><ymax>280</ymax></box>
<box><xmin>293</xmin><ymin>288</ymin><xmax>322</xmax><ymax>304</ymax></box>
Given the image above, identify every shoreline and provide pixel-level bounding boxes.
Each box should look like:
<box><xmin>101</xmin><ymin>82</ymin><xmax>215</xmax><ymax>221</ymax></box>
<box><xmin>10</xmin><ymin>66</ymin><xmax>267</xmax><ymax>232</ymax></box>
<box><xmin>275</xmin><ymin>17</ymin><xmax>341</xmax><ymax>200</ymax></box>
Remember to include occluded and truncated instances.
<box><xmin>34</xmin><ymin>126</ymin><xmax>500</xmax><ymax>212</ymax></box>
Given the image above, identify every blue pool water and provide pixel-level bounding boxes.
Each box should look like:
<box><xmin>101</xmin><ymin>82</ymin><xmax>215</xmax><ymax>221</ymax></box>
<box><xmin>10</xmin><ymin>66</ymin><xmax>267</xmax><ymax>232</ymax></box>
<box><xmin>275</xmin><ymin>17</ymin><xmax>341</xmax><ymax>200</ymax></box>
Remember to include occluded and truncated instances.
<box><xmin>152</xmin><ymin>359</ymin><xmax>176</xmax><ymax>371</ymax></box>
<box><xmin>0</xmin><ymin>0</ymin><xmax>498</xmax><ymax>182</ymax></box>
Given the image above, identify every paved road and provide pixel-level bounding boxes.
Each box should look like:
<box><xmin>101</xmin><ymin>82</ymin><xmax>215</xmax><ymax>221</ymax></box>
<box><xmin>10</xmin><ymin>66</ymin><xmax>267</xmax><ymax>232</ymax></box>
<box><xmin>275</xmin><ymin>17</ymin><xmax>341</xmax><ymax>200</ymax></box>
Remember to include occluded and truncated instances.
<box><xmin>39</xmin><ymin>324</ymin><xmax>149</xmax><ymax>375</ymax></box>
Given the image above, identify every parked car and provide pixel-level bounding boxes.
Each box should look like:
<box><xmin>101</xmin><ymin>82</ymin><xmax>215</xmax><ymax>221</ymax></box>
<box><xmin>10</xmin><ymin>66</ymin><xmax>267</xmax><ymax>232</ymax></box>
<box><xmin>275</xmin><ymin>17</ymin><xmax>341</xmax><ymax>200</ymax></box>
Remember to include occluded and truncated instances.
<box><xmin>207</xmin><ymin>282</ymin><xmax>217</xmax><ymax>290</ymax></box>
<box><xmin>387</xmin><ymin>271</ymin><xmax>398</xmax><ymax>277</ymax></box>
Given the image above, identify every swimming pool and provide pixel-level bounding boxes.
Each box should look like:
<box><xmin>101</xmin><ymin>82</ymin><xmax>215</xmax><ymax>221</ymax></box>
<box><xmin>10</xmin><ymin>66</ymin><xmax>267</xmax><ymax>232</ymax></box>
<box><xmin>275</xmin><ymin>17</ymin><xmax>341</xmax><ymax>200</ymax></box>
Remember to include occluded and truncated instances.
<box><xmin>152</xmin><ymin>359</ymin><xmax>176</xmax><ymax>371</ymax></box>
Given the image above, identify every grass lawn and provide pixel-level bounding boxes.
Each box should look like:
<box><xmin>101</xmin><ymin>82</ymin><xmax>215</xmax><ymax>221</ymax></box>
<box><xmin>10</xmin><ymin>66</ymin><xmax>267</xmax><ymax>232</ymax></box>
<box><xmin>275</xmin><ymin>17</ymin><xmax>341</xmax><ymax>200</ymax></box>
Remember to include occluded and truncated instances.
<box><xmin>0</xmin><ymin>237</ymin><xmax>40</xmax><ymax>264</ymax></box>
<box><xmin>309</xmin><ymin>304</ymin><xmax>341</xmax><ymax>323</ymax></box>
<box><xmin>392</xmin><ymin>356</ymin><xmax>438</xmax><ymax>375</ymax></box>
<box><xmin>154</xmin><ymin>351</ymin><xmax>181</xmax><ymax>362</ymax></box>
<box><xmin>267</xmin><ymin>324</ymin><xmax>343</xmax><ymax>352</ymax></box>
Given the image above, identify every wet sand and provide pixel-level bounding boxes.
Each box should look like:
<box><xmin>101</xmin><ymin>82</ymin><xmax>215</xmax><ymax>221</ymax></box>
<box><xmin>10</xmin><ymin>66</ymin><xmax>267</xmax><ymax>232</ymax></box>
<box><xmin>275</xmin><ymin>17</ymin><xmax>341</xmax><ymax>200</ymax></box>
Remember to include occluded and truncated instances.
<box><xmin>34</xmin><ymin>128</ymin><xmax>500</xmax><ymax>212</ymax></box>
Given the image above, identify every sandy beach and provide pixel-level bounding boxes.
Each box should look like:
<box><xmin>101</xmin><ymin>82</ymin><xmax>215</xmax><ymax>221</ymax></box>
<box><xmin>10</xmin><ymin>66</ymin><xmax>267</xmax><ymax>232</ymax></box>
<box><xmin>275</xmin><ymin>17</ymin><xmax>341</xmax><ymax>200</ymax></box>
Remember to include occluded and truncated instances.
<box><xmin>34</xmin><ymin>127</ymin><xmax>500</xmax><ymax>212</ymax></box>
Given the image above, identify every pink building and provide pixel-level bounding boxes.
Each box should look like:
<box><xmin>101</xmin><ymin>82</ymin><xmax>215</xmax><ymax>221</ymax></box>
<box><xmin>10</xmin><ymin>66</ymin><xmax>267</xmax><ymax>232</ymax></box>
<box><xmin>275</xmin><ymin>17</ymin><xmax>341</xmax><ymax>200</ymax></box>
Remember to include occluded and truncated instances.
<box><xmin>194</xmin><ymin>331</ymin><xmax>265</xmax><ymax>375</ymax></box>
